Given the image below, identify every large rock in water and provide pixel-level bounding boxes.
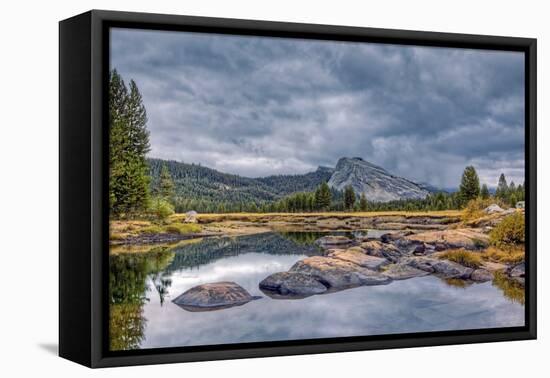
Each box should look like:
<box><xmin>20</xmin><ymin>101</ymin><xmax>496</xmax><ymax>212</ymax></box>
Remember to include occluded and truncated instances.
<box><xmin>382</xmin><ymin>264</ymin><xmax>430</xmax><ymax>280</ymax></box>
<box><xmin>327</xmin><ymin>157</ymin><xmax>429</xmax><ymax>202</ymax></box>
<box><xmin>360</xmin><ymin>240</ymin><xmax>403</xmax><ymax>262</ymax></box>
<box><xmin>403</xmin><ymin>256</ymin><xmax>473</xmax><ymax>279</ymax></box>
<box><xmin>328</xmin><ymin>248</ymin><xmax>389</xmax><ymax>270</ymax></box>
<box><xmin>404</xmin><ymin>229</ymin><xmax>489</xmax><ymax>250</ymax></box>
<box><xmin>259</xmin><ymin>272</ymin><xmax>327</xmax><ymax>297</ymax></box>
<box><xmin>290</xmin><ymin>256</ymin><xmax>392</xmax><ymax>289</ymax></box>
<box><xmin>172</xmin><ymin>282</ymin><xmax>260</xmax><ymax>311</ymax></box>
<box><xmin>470</xmin><ymin>269</ymin><xmax>493</xmax><ymax>282</ymax></box>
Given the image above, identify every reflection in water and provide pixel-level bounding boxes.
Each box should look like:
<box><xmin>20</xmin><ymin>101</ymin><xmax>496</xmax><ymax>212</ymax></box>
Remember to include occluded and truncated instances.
<box><xmin>443</xmin><ymin>278</ymin><xmax>474</xmax><ymax>289</ymax></box>
<box><xmin>492</xmin><ymin>271</ymin><xmax>525</xmax><ymax>305</ymax></box>
<box><xmin>164</xmin><ymin>232</ymin><xmax>321</xmax><ymax>272</ymax></box>
<box><xmin>109</xmin><ymin>232</ymin><xmax>525</xmax><ymax>351</ymax></box>
<box><xmin>109</xmin><ymin>249</ymin><xmax>174</xmax><ymax>350</ymax></box>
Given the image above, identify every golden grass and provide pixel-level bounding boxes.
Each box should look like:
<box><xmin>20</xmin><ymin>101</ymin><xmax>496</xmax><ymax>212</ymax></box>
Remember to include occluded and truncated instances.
<box><xmin>109</xmin><ymin>219</ymin><xmax>202</xmax><ymax>240</ymax></box>
<box><xmin>438</xmin><ymin>249</ymin><xmax>483</xmax><ymax>269</ymax></box>
<box><xmin>173</xmin><ymin>210</ymin><xmax>463</xmax><ymax>225</ymax></box>
<box><xmin>489</xmin><ymin>212</ymin><xmax>525</xmax><ymax>248</ymax></box>
<box><xmin>484</xmin><ymin>246</ymin><xmax>525</xmax><ymax>265</ymax></box>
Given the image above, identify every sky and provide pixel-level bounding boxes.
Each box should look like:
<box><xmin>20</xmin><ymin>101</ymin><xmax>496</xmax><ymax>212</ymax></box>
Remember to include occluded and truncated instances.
<box><xmin>110</xmin><ymin>28</ymin><xmax>525</xmax><ymax>189</ymax></box>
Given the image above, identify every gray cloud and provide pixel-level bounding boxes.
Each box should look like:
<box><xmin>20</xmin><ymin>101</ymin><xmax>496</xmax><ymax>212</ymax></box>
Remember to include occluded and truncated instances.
<box><xmin>110</xmin><ymin>28</ymin><xmax>525</xmax><ymax>188</ymax></box>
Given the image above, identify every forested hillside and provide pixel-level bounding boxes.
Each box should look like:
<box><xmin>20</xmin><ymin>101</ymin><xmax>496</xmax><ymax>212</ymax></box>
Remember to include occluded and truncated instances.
<box><xmin>148</xmin><ymin>158</ymin><xmax>334</xmax><ymax>212</ymax></box>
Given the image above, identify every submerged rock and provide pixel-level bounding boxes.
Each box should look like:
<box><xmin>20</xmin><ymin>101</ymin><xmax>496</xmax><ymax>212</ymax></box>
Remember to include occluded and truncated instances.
<box><xmin>328</xmin><ymin>249</ymin><xmax>389</xmax><ymax>270</ymax></box>
<box><xmin>290</xmin><ymin>256</ymin><xmax>392</xmax><ymax>289</ymax></box>
<box><xmin>172</xmin><ymin>282</ymin><xmax>260</xmax><ymax>311</ymax></box>
<box><xmin>382</xmin><ymin>264</ymin><xmax>430</xmax><ymax>280</ymax></box>
<box><xmin>315</xmin><ymin>235</ymin><xmax>353</xmax><ymax>247</ymax></box>
<box><xmin>259</xmin><ymin>272</ymin><xmax>327</xmax><ymax>297</ymax></box>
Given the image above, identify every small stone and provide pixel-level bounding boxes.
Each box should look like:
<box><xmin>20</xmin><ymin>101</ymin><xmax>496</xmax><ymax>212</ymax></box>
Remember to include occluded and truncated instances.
<box><xmin>471</xmin><ymin>269</ymin><xmax>493</xmax><ymax>282</ymax></box>
<box><xmin>508</xmin><ymin>262</ymin><xmax>525</xmax><ymax>278</ymax></box>
<box><xmin>516</xmin><ymin>201</ymin><xmax>525</xmax><ymax>209</ymax></box>
<box><xmin>484</xmin><ymin>204</ymin><xmax>504</xmax><ymax>214</ymax></box>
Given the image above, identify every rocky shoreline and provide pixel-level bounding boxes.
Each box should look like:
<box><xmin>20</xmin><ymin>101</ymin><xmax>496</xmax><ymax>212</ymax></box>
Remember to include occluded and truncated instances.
<box><xmin>259</xmin><ymin>226</ymin><xmax>524</xmax><ymax>299</ymax></box>
<box><xmin>109</xmin><ymin>231</ymin><xmax>221</xmax><ymax>245</ymax></box>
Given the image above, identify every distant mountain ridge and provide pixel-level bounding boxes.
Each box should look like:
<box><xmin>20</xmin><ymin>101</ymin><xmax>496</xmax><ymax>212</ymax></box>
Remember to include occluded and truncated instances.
<box><xmin>147</xmin><ymin>158</ymin><xmax>333</xmax><ymax>204</ymax></box>
<box><xmin>148</xmin><ymin>156</ymin><xmax>433</xmax><ymax>205</ymax></box>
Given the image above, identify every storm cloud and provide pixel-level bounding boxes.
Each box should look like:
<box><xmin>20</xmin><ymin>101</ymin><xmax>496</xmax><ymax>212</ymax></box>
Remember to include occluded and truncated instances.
<box><xmin>110</xmin><ymin>28</ymin><xmax>525</xmax><ymax>189</ymax></box>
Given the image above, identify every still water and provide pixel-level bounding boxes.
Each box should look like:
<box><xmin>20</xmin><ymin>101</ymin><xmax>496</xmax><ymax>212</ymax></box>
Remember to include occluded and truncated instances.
<box><xmin>109</xmin><ymin>232</ymin><xmax>525</xmax><ymax>351</ymax></box>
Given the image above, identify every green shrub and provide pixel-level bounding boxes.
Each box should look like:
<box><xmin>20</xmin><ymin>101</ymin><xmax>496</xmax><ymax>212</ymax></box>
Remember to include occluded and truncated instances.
<box><xmin>148</xmin><ymin>197</ymin><xmax>174</xmax><ymax>221</ymax></box>
<box><xmin>163</xmin><ymin>223</ymin><xmax>201</xmax><ymax>234</ymax></box>
<box><xmin>439</xmin><ymin>249</ymin><xmax>482</xmax><ymax>268</ymax></box>
<box><xmin>489</xmin><ymin>212</ymin><xmax>525</xmax><ymax>248</ymax></box>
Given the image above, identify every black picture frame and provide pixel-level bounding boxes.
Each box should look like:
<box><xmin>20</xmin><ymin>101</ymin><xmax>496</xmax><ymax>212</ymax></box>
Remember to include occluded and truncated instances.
<box><xmin>59</xmin><ymin>9</ymin><xmax>537</xmax><ymax>368</ymax></box>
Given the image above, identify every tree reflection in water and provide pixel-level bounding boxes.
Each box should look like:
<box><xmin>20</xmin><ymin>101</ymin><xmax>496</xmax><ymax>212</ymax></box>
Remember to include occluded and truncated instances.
<box><xmin>108</xmin><ymin>232</ymin><xmax>318</xmax><ymax>350</ymax></box>
<box><xmin>109</xmin><ymin>248</ymin><xmax>174</xmax><ymax>350</ymax></box>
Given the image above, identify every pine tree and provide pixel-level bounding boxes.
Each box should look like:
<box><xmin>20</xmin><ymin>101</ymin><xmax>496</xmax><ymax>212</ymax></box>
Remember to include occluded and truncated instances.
<box><xmin>495</xmin><ymin>173</ymin><xmax>508</xmax><ymax>200</ymax></box>
<box><xmin>480</xmin><ymin>184</ymin><xmax>490</xmax><ymax>199</ymax></box>
<box><xmin>315</xmin><ymin>182</ymin><xmax>332</xmax><ymax>210</ymax></box>
<box><xmin>159</xmin><ymin>164</ymin><xmax>175</xmax><ymax>204</ymax></box>
<box><xmin>344</xmin><ymin>185</ymin><xmax>356</xmax><ymax>210</ymax></box>
<box><xmin>359</xmin><ymin>192</ymin><xmax>368</xmax><ymax>211</ymax></box>
<box><xmin>109</xmin><ymin>70</ymin><xmax>151</xmax><ymax>218</ymax></box>
<box><xmin>458</xmin><ymin>166</ymin><xmax>480</xmax><ymax>205</ymax></box>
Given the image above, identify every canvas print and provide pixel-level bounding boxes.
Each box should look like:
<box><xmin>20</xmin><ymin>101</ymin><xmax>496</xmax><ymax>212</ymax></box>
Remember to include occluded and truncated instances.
<box><xmin>108</xmin><ymin>28</ymin><xmax>526</xmax><ymax>352</ymax></box>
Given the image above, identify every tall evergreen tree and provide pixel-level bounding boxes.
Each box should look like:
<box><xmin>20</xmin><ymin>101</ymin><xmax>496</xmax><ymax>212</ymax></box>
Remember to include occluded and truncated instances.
<box><xmin>458</xmin><ymin>166</ymin><xmax>480</xmax><ymax>205</ymax></box>
<box><xmin>158</xmin><ymin>164</ymin><xmax>175</xmax><ymax>204</ymax></box>
<box><xmin>480</xmin><ymin>184</ymin><xmax>490</xmax><ymax>199</ymax></box>
<box><xmin>344</xmin><ymin>185</ymin><xmax>356</xmax><ymax>210</ymax></box>
<box><xmin>109</xmin><ymin>70</ymin><xmax>151</xmax><ymax>218</ymax></box>
<box><xmin>495</xmin><ymin>173</ymin><xmax>508</xmax><ymax>200</ymax></box>
<box><xmin>359</xmin><ymin>192</ymin><xmax>368</xmax><ymax>211</ymax></box>
<box><xmin>315</xmin><ymin>182</ymin><xmax>332</xmax><ymax>210</ymax></box>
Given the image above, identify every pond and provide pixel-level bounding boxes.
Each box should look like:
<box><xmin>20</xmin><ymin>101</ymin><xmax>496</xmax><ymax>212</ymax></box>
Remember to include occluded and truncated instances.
<box><xmin>109</xmin><ymin>231</ymin><xmax>525</xmax><ymax>351</ymax></box>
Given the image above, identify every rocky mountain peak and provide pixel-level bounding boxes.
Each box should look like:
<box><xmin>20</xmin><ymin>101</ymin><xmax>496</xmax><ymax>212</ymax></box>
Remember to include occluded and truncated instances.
<box><xmin>328</xmin><ymin>157</ymin><xmax>429</xmax><ymax>202</ymax></box>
